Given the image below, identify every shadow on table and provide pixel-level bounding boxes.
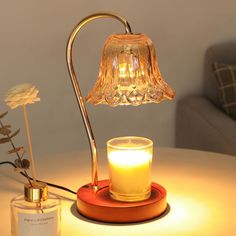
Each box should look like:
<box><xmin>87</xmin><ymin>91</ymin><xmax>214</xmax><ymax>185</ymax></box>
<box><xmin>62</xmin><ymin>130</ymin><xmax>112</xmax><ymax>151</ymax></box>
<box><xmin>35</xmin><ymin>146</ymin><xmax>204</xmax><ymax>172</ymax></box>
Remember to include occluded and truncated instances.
<box><xmin>70</xmin><ymin>202</ymin><xmax>170</xmax><ymax>226</ymax></box>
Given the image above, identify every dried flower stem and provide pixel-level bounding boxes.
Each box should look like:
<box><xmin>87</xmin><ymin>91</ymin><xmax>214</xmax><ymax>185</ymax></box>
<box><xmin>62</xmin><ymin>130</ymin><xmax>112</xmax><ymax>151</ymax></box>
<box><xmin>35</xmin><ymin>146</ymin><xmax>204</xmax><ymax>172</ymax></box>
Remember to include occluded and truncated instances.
<box><xmin>0</xmin><ymin>119</ymin><xmax>32</xmax><ymax>186</ymax></box>
<box><xmin>22</xmin><ymin>104</ymin><xmax>37</xmax><ymax>184</ymax></box>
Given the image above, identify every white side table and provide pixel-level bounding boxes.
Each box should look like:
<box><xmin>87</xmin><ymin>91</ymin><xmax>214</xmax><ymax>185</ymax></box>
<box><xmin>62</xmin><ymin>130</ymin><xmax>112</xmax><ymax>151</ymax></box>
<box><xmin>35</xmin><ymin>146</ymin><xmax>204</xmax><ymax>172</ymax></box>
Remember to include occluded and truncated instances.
<box><xmin>0</xmin><ymin>148</ymin><xmax>235</xmax><ymax>236</ymax></box>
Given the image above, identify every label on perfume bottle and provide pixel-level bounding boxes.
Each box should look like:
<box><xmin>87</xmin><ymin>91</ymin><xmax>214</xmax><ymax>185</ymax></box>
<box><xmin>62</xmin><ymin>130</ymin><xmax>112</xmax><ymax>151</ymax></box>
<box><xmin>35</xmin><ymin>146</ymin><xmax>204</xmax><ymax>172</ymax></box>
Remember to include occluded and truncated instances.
<box><xmin>18</xmin><ymin>210</ymin><xmax>58</xmax><ymax>236</ymax></box>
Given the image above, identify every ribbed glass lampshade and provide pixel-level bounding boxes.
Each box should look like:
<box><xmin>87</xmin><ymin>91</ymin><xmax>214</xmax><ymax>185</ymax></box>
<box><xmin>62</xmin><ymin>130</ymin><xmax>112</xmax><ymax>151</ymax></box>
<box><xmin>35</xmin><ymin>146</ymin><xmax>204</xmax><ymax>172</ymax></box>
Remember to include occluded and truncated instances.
<box><xmin>86</xmin><ymin>34</ymin><xmax>175</xmax><ymax>106</ymax></box>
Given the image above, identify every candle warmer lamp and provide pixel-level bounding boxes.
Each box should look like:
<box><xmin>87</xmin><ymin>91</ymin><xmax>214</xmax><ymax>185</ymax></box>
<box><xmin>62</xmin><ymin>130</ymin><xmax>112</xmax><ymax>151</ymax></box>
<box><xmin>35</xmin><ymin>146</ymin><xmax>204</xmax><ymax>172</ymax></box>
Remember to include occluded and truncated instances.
<box><xmin>66</xmin><ymin>12</ymin><xmax>175</xmax><ymax>223</ymax></box>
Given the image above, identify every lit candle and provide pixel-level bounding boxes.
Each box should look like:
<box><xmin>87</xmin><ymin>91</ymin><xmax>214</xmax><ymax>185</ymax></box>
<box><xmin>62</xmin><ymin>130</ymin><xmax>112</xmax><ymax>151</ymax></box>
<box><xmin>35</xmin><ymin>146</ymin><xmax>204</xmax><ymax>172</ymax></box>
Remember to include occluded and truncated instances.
<box><xmin>107</xmin><ymin>137</ymin><xmax>153</xmax><ymax>202</ymax></box>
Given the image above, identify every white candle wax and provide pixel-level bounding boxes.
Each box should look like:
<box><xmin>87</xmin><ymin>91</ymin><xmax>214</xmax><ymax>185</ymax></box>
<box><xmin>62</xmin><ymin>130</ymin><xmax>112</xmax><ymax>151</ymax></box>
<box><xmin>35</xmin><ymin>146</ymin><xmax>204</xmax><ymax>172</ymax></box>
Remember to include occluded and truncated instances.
<box><xmin>108</xmin><ymin>149</ymin><xmax>152</xmax><ymax>200</ymax></box>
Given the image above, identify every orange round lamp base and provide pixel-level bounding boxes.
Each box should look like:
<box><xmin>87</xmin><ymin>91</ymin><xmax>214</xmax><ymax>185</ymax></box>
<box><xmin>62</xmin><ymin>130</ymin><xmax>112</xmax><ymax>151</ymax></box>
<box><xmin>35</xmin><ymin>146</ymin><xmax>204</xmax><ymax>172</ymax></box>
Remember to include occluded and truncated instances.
<box><xmin>77</xmin><ymin>179</ymin><xmax>167</xmax><ymax>223</ymax></box>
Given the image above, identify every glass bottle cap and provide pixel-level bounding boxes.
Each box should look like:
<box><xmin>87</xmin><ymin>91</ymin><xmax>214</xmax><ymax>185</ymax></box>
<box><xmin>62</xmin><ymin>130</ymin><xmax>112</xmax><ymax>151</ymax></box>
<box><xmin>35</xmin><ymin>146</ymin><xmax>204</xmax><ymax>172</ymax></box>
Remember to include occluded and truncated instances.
<box><xmin>24</xmin><ymin>182</ymin><xmax>48</xmax><ymax>203</ymax></box>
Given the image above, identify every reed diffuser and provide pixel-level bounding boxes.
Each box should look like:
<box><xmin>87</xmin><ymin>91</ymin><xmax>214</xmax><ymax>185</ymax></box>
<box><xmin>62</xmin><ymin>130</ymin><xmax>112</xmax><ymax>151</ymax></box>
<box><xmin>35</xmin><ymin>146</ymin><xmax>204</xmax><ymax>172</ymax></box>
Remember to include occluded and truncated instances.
<box><xmin>3</xmin><ymin>84</ymin><xmax>61</xmax><ymax>236</ymax></box>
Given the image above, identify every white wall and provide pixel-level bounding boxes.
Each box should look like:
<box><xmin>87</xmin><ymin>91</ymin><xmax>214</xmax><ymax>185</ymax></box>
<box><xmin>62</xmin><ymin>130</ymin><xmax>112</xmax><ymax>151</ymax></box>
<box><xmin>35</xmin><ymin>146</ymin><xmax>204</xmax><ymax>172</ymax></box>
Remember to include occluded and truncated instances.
<box><xmin>0</xmin><ymin>0</ymin><xmax>236</xmax><ymax>158</ymax></box>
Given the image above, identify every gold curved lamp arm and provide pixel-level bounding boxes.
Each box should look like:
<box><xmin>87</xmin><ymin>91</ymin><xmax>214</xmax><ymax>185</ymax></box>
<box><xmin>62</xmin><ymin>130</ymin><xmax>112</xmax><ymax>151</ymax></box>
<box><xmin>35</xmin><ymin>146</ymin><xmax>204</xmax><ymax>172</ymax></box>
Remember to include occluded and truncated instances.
<box><xmin>66</xmin><ymin>12</ymin><xmax>132</xmax><ymax>188</ymax></box>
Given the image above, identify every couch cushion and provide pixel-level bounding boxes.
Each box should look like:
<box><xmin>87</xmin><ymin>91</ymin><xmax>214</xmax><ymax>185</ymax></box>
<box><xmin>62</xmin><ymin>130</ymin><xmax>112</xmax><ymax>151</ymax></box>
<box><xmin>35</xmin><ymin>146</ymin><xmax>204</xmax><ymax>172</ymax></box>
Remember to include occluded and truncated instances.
<box><xmin>204</xmin><ymin>42</ymin><xmax>236</xmax><ymax>107</ymax></box>
<box><xmin>213</xmin><ymin>63</ymin><xmax>236</xmax><ymax>120</ymax></box>
<box><xmin>176</xmin><ymin>95</ymin><xmax>236</xmax><ymax>155</ymax></box>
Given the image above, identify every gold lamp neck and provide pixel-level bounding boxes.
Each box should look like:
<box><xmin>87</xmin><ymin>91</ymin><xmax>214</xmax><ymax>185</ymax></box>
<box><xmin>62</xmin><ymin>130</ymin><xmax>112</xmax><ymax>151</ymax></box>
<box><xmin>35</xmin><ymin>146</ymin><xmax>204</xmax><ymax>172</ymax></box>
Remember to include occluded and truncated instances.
<box><xmin>66</xmin><ymin>12</ymin><xmax>133</xmax><ymax>188</ymax></box>
<box><xmin>77</xmin><ymin>12</ymin><xmax>133</xmax><ymax>34</ymax></box>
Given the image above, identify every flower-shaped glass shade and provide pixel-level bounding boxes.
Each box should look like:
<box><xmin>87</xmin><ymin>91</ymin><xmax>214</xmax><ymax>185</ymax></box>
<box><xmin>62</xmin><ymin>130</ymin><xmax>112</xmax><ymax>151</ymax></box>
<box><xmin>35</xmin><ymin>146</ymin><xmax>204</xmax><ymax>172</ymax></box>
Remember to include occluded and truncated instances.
<box><xmin>86</xmin><ymin>34</ymin><xmax>175</xmax><ymax>106</ymax></box>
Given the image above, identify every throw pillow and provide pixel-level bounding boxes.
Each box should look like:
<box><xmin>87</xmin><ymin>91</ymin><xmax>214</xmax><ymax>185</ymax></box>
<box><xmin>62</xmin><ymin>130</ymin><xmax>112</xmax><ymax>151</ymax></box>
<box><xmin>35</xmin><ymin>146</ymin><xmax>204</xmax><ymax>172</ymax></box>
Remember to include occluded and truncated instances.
<box><xmin>213</xmin><ymin>62</ymin><xmax>236</xmax><ymax>120</ymax></box>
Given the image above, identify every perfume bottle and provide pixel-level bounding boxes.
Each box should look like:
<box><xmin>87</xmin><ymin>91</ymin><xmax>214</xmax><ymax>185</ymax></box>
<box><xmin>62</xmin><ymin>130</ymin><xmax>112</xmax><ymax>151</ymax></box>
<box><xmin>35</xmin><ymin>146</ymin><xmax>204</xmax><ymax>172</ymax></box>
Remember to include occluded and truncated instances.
<box><xmin>11</xmin><ymin>182</ymin><xmax>61</xmax><ymax>236</ymax></box>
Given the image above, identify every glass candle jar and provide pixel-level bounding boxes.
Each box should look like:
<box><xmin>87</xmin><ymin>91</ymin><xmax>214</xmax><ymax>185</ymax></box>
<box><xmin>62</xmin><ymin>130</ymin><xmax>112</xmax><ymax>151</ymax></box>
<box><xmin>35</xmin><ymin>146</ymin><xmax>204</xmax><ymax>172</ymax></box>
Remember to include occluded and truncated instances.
<box><xmin>107</xmin><ymin>136</ymin><xmax>153</xmax><ymax>202</ymax></box>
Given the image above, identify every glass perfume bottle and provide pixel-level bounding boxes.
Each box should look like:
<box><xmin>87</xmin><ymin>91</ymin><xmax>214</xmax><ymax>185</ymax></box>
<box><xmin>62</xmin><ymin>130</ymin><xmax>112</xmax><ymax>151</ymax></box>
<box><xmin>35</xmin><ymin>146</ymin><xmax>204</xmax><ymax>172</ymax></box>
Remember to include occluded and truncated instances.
<box><xmin>11</xmin><ymin>182</ymin><xmax>61</xmax><ymax>236</ymax></box>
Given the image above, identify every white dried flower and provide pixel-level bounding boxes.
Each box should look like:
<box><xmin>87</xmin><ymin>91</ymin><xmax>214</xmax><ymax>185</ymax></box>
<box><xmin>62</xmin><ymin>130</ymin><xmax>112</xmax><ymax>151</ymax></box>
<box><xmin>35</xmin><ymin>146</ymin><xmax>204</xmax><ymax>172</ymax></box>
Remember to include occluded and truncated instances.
<box><xmin>5</xmin><ymin>83</ymin><xmax>40</xmax><ymax>109</ymax></box>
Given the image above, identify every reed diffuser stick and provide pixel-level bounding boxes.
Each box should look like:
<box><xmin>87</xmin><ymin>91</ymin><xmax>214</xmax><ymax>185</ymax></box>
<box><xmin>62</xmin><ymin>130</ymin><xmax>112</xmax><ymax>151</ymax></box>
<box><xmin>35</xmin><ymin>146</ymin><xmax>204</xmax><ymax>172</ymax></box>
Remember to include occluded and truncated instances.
<box><xmin>5</xmin><ymin>83</ymin><xmax>40</xmax><ymax>184</ymax></box>
<box><xmin>22</xmin><ymin>104</ymin><xmax>37</xmax><ymax>183</ymax></box>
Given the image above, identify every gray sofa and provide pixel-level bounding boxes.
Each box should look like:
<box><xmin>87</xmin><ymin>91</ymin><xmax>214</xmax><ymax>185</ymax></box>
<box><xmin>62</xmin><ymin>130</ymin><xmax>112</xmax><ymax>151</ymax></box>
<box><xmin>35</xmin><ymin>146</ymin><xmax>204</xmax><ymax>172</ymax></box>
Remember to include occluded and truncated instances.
<box><xmin>176</xmin><ymin>42</ymin><xmax>236</xmax><ymax>156</ymax></box>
